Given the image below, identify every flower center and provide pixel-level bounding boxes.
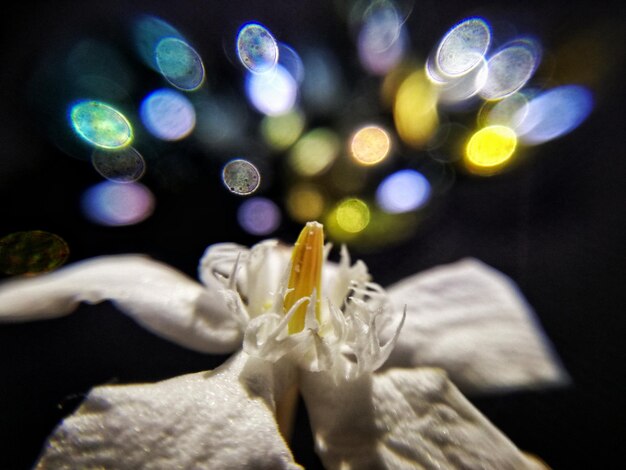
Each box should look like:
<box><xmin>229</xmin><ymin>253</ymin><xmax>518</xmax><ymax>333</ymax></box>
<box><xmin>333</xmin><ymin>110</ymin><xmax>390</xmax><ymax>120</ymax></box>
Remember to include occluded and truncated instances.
<box><xmin>284</xmin><ymin>221</ymin><xmax>323</xmax><ymax>333</ymax></box>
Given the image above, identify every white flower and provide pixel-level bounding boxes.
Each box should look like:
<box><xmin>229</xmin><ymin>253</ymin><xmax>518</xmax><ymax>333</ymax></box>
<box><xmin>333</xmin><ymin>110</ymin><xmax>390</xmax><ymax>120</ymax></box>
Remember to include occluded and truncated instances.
<box><xmin>0</xmin><ymin>222</ymin><xmax>565</xmax><ymax>469</ymax></box>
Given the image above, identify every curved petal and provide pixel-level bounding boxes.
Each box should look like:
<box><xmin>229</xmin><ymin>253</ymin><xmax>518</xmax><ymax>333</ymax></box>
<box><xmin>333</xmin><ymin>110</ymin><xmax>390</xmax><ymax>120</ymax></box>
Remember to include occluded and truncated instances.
<box><xmin>383</xmin><ymin>258</ymin><xmax>569</xmax><ymax>393</ymax></box>
<box><xmin>36</xmin><ymin>352</ymin><xmax>301</xmax><ymax>469</ymax></box>
<box><xmin>199</xmin><ymin>241</ymin><xmax>290</xmax><ymax>318</ymax></box>
<box><xmin>300</xmin><ymin>367</ymin><xmax>546</xmax><ymax>469</ymax></box>
<box><xmin>0</xmin><ymin>255</ymin><xmax>242</xmax><ymax>354</ymax></box>
<box><xmin>323</xmin><ymin>245</ymin><xmax>371</xmax><ymax>308</ymax></box>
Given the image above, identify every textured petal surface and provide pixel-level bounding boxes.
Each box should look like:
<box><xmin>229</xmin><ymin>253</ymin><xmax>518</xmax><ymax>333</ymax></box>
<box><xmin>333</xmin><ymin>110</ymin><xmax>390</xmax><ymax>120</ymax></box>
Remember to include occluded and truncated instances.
<box><xmin>36</xmin><ymin>352</ymin><xmax>301</xmax><ymax>469</ymax></box>
<box><xmin>199</xmin><ymin>241</ymin><xmax>290</xmax><ymax>318</ymax></box>
<box><xmin>0</xmin><ymin>255</ymin><xmax>242</xmax><ymax>353</ymax></box>
<box><xmin>384</xmin><ymin>258</ymin><xmax>568</xmax><ymax>393</ymax></box>
<box><xmin>301</xmin><ymin>367</ymin><xmax>546</xmax><ymax>470</ymax></box>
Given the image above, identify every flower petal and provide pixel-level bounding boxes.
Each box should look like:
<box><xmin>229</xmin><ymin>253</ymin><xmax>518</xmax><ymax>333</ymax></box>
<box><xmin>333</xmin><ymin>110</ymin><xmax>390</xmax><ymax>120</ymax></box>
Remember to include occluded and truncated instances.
<box><xmin>0</xmin><ymin>255</ymin><xmax>242</xmax><ymax>353</ymax></box>
<box><xmin>323</xmin><ymin>244</ymin><xmax>370</xmax><ymax>308</ymax></box>
<box><xmin>384</xmin><ymin>258</ymin><xmax>568</xmax><ymax>393</ymax></box>
<box><xmin>300</xmin><ymin>367</ymin><xmax>546</xmax><ymax>469</ymax></box>
<box><xmin>199</xmin><ymin>241</ymin><xmax>290</xmax><ymax>318</ymax></box>
<box><xmin>36</xmin><ymin>352</ymin><xmax>301</xmax><ymax>469</ymax></box>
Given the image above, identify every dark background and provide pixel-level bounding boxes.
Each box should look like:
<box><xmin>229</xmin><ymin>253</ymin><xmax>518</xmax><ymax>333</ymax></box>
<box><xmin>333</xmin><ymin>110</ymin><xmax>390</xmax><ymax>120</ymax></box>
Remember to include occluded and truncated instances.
<box><xmin>1</xmin><ymin>1</ymin><xmax>624</xmax><ymax>468</ymax></box>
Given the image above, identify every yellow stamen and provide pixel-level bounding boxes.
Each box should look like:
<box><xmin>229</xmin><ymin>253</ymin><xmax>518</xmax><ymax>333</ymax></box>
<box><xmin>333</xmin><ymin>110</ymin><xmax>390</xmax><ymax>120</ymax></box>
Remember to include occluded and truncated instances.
<box><xmin>284</xmin><ymin>221</ymin><xmax>324</xmax><ymax>333</ymax></box>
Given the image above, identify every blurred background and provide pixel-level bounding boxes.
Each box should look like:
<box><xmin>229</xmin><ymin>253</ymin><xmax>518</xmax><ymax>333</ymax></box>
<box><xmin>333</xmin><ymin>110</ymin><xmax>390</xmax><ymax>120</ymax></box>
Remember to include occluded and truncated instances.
<box><xmin>1</xmin><ymin>0</ymin><xmax>624</xmax><ymax>468</ymax></box>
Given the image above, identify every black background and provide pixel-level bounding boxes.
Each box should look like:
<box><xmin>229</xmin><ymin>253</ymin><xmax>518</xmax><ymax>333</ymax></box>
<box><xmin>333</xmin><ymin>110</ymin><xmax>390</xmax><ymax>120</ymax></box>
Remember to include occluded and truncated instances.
<box><xmin>1</xmin><ymin>1</ymin><xmax>625</xmax><ymax>468</ymax></box>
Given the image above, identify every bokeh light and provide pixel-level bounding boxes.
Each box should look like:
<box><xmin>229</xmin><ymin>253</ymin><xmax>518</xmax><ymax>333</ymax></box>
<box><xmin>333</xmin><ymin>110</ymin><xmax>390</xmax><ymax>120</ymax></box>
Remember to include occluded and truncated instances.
<box><xmin>394</xmin><ymin>69</ymin><xmax>439</xmax><ymax>148</ymax></box>
<box><xmin>288</xmin><ymin>128</ymin><xmax>340</xmax><ymax>176</ymax></box>
<box><xmin>155</xmin><ymin>37</ymin><xmax>205</xmax><ymax>91</ymax></box>
<box><xmin>246</xmin><ymin>64</ymin><xmax>298</xmax><ymax>116</ymax></box>
<box><xmin>91</xmin><ymin>147</ymin><xmax>146</xmax><ymax>183</ymax></box>
<box><xmin>222</xmin><ymin>159</ymin><xmax>261</xmax><ymax>195</ymax></box>
<box><xmin>329</xmin><ymin>158</ymin><xmax>369</xmax><ymax>195</ymax></box>
<box><xmin>236</xmin><ymin>23</ymin><xmax>279</xmax><ymax>74</ymax></box>
<box><xmin>478</xmin><ymin>92</ymin><xmax>529</xmax><ymax>128</ymax></box>
<box><xmin>465</xmin><ymin>125</ymin><xmax>517</xmax><ymax>175</ymax></box>
<box><xmin>194</xmin><ymin>94</ymin><xmax>249</xmax><ymax>151</ymax></box>
<box><xmin>81</xmin><ymin>181</ymin><xmax>155</xmax><ymax>226</ymax></box>
<box><xmin>237</xmin><ymin>197</ymin><xmax>281</xmax><ymax>235</ymax></box>
<box><xmin>69</xmin><ymin>100</ymin><xmax>133</xmax><ymax>149</ymax></box>
<box><xmin>350</xmin><ymin>125</ymin><xmax>391</xmax><ymax>165</ymax></box>
<box><xmin>134</xmin><ymin>15</ymin><xmax>183</xmax><ymax>69</ymax></box>
<box><xmin>436</xmin><ymin>58</ymin><xmax>488</xmax><ymax>104</ymax></box>
<box><xmin>515</xmin><ymin>85</ymin><xmax>593</xmax><ymax>145</ymax></box>
<box><xmin>140</xmin><ymin>88</ymin><xmax>196</xmax><ymax>141</ymax></box>
<box><xmin>261</xmin><ymin>109</ymin><xmax>305</xmax><ymax>150</ymax></box>
<box><xmin>301</xmin><ymin>47</ymin><xmax>344</xmax><ymax>115</ymax></box>
<box><xmin>480</xmin><ymin>39</ymin><xmax>541</xmax><ymax>100</ymax></box>
<box><xmin>357</xmin><ymin>1</ymin><xmax>408</xmax><ymax>75</ymax></box>
<box><xmin>133</xmin><ymin>15</ymin><xmax>204</xmax><ymax>90</ymax></box>
<box><xmin>434</xmin><ymin>17</ymin><xmax>491</xmax><ymax>78</ymax></box>
<box><xmin>376</xmin><ymin>169</ymin><xmax>431</xmax><ymax>213</ymax></box>
<box><xmin>0</xmin><ymin>231</ymin><xmax>70</xmax><ymax>275</ymax></box>
<box><xmin>278</xmin><ymin>43</ymin><xmax>305</xmax><ymax>84</ymax></box>
<box><xmin>286</xmin><ymin>184</ymin><xmax>325</xmax><ymax>222</ymax></box>
<box><xmin>24</xmin><ymin>8</ymin><xmax>595</xmax><ymax>257</ymax></box>
<box><xmin>335</xmin><ymin>198</ymin><xmax>370</xmax><ymax>233</ymax></box>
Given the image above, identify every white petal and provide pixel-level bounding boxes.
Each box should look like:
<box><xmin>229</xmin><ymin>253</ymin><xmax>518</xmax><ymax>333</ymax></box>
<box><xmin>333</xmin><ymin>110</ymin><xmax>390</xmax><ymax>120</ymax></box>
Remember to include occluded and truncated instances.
<box><xmin>323</xmin><ymin>245</ymin><xmax>370</xmax><ymax>308</ymax></box>
<box><xmin>0</xmin><ymin>255</ymin><xmax>242</xmax><ymax>354</ymax></box>
<box><xmin>301</xmin><ymin>367</ymin><xmax>546</xmax><ymax>469</ymax></box>
<box><xmin>384</xmin><ymin>258</ymin><xmax>568</xmax><ymax>393</ymax></box>
<box><xmin>244</xmin><ymin>297</ymin><xmax>334</xmax><ymax>373</ymax></box>
<box><xmin>36</xmin><ymin>352</ymin><xmax>301</xmax><ymax>469</ymax></box>
<box><xmin>198</xmin><ymin>242</ymin><xmax>249</xmax><ymax>289</ymax></box>
<box><xmin>199</xmin><ymin>240</ymin><xmax>290</xmax><ymax>318</ymax></box>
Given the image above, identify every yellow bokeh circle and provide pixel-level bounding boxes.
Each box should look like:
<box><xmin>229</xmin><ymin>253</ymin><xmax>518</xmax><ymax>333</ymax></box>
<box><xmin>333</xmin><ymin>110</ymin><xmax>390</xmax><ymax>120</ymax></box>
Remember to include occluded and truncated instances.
<box><xmin>350</xmin><ymin>125</ymin><xmax>391</xmax><ymax>165</ymax></box>
<box><xmin>286</xmin><ymin>184</ymin><xmax>325</xmax><ymax>222</ymax></box>
<box><xmin>465</xmin><ymin>125</ymin><xmax>517</xmax><ymax>174</ymax></box>
<box><xmin>335</xmin><ymin>198</ymin><xmax>370</xmax><ymax>233</ymax></box>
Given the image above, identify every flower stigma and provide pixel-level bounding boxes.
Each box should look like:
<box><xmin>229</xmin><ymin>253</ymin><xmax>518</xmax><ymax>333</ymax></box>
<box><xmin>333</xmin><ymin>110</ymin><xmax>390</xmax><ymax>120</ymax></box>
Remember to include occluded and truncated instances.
<box><xmin>284</xmin><ymin>221</ymin><xmax>324</xmax><ymax>334</ymax></box>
